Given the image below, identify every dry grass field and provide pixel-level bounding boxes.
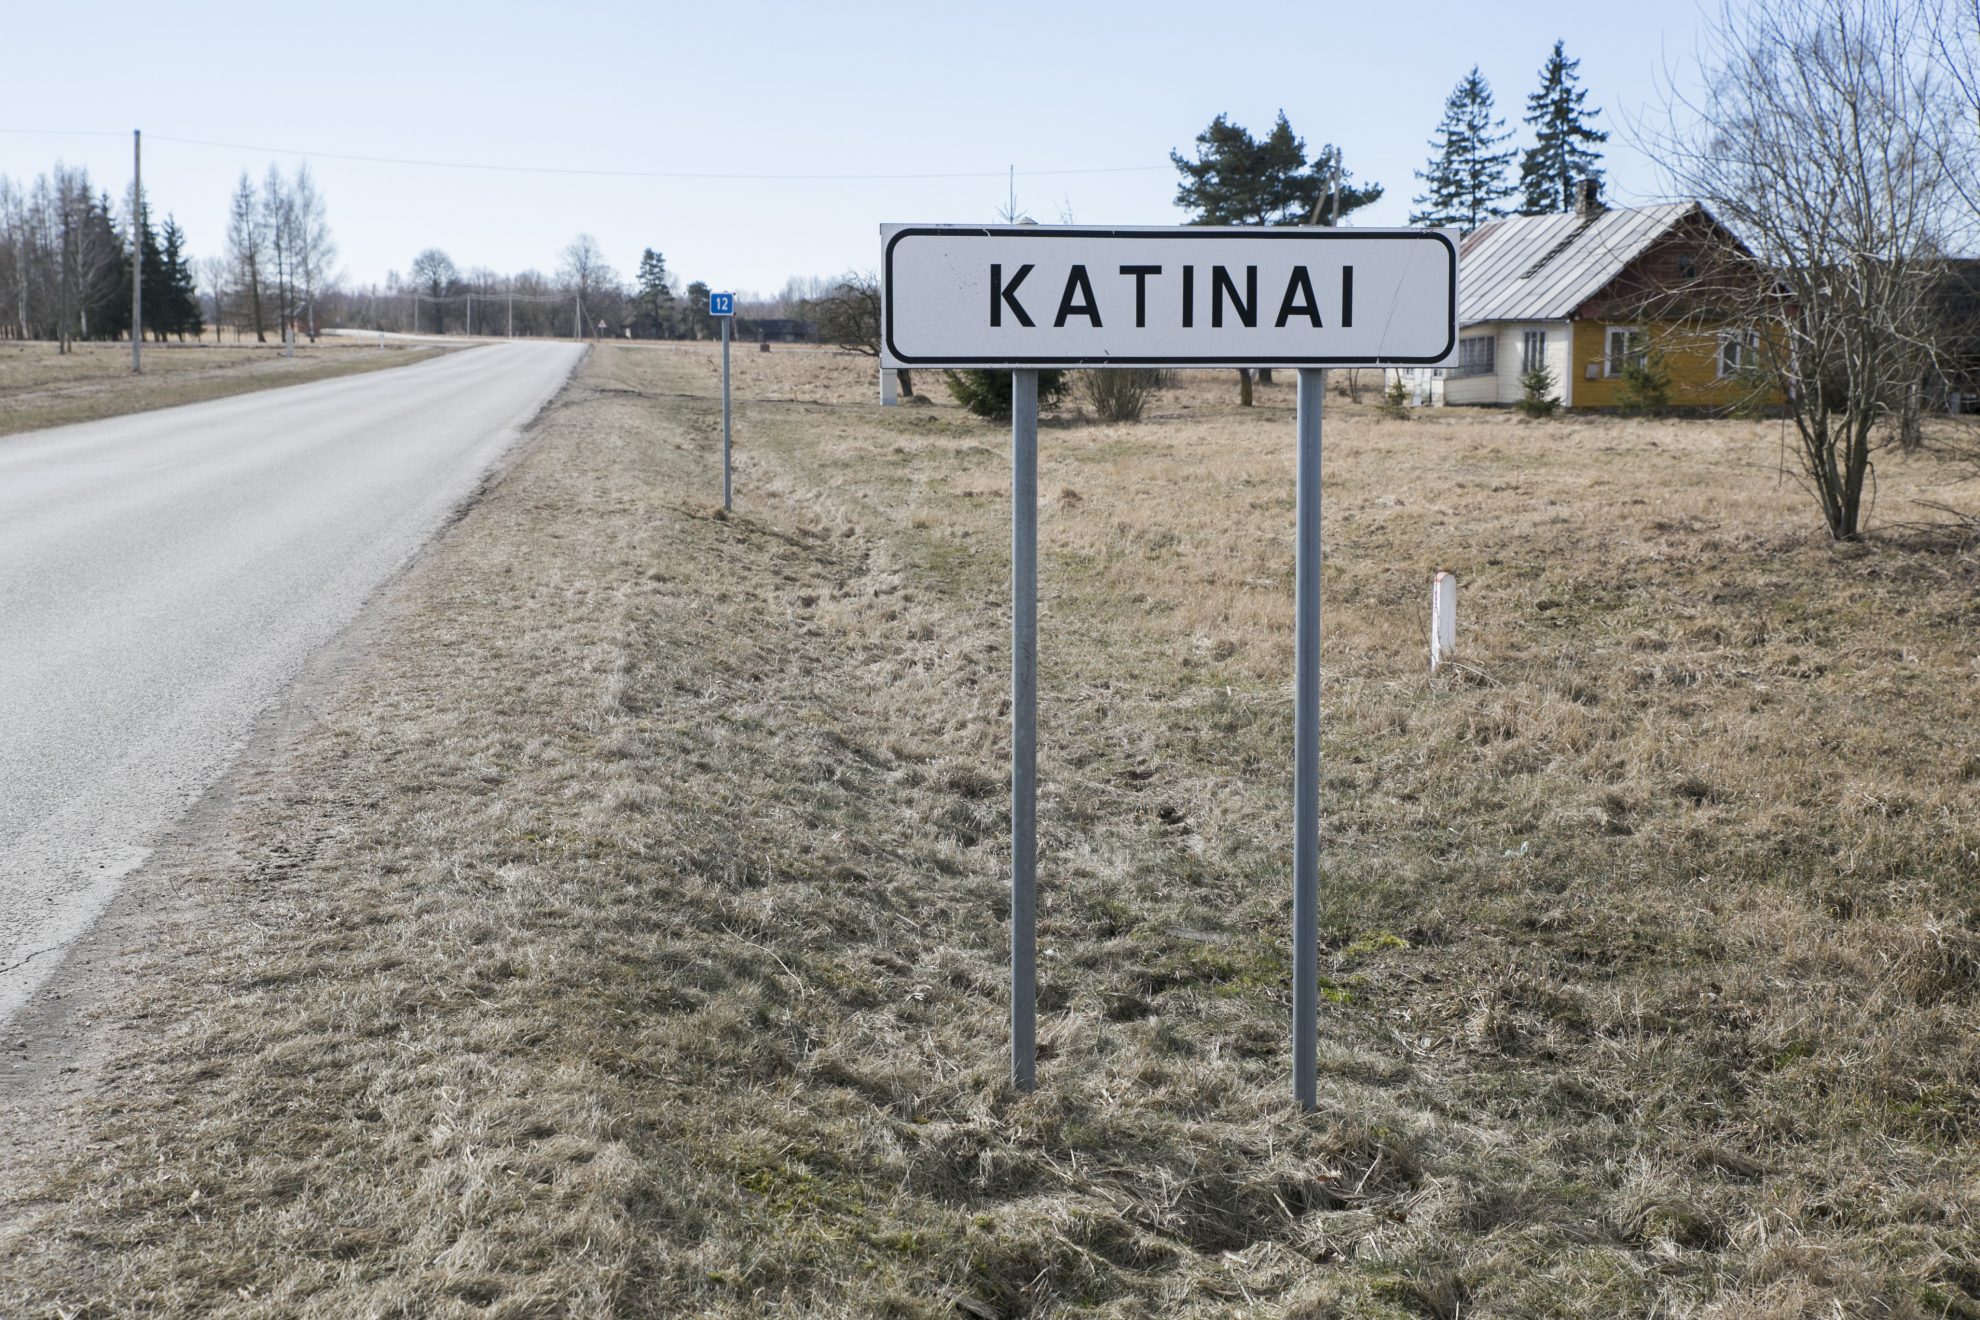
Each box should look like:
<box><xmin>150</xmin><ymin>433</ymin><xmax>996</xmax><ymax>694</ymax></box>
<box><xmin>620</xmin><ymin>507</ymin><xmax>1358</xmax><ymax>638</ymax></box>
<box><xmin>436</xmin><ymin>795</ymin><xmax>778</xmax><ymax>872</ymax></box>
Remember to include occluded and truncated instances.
<box><xmin>2</xmin><ymin>342</ymin><xmax>1977</xmax><ymax>1316</ymax></box>
<box><xmin>0</xmin><ymin>337</ymin><xmax>449</xmax><ymax>436</ymax></box>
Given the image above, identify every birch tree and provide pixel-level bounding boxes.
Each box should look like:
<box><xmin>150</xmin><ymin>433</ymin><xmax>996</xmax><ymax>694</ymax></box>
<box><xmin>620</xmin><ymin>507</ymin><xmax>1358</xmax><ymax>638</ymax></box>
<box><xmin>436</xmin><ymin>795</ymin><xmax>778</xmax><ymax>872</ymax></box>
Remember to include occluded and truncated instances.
<box><xmin>226</xmin><ymin>172</ymin><xmax>267</xmax><ymax>341</ymax></box>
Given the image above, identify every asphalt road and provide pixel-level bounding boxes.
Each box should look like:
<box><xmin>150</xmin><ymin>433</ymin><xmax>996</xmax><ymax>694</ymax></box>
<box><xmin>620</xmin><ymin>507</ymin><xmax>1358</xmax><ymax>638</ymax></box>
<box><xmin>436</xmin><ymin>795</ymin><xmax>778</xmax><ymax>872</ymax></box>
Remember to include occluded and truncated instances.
<box><xmin>0</xmin><ymin>342</ymin><xmax>583</xmax><ymax>1024</ymax></box>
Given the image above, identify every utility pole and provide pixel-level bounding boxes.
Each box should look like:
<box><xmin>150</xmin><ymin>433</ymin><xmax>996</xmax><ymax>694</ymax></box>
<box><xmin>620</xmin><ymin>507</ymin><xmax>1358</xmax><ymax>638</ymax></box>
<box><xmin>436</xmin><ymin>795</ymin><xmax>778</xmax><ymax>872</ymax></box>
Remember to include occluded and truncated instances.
<box><xmin>467</xmin><ymin>291</ymin><xmax>473</xmax><ymax>337</ymax></box>
<box><xmin>573</xmin><ymin>294</ymin><xmax>580</xmax><ymax>340</ymax></box>
<box><xmin>131</xmin><ymin>129</ymin><xmax>142</xmax><ymax>374</ymax></box>
<box><xmin>507</xmin><ymin>287</ymin><xmax>513</xmax><ymax>338</ymax></box>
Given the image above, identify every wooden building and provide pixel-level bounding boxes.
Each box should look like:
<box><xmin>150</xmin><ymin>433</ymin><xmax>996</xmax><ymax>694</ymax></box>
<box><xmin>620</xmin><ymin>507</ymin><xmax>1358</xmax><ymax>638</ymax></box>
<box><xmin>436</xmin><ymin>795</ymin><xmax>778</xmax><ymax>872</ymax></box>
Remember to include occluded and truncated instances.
<box><xmin>1398</xmin><ymin>182</ymin><xmax>1770</xmax><ymax>411</ymax></box>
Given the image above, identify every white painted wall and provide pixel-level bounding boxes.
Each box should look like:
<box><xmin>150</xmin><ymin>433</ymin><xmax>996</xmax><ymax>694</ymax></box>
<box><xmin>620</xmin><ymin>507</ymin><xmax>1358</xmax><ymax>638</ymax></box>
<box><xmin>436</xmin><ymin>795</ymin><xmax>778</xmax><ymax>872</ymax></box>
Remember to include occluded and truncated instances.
<box><xmin>1443</xmin><ymin>321</ymin><xmax>1575</xmax><ymax>407</ymax></box>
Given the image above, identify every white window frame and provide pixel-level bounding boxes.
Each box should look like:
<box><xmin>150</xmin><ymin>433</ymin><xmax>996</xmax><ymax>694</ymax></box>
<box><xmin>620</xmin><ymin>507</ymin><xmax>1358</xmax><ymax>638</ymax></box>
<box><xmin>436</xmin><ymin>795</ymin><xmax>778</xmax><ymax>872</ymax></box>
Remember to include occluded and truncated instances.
<box><xmin>1605</xmin><ymin>326</ymin><xmax>1647</xmax><ymax>377</ymax></box>
<box><xmin>1455</xmin><ymin>335</ymin><xmax>1496</xmax><ymax>378</ymax></box>
<box><xmin>1717</xmin><ymin>328</ymin><xmax>1759</xmax><ymax>378</ymax></box>
<box><xmin>1521</xmin><ymin>330</ymin><xmax>1547</xmax><ymax>374</ymax></box>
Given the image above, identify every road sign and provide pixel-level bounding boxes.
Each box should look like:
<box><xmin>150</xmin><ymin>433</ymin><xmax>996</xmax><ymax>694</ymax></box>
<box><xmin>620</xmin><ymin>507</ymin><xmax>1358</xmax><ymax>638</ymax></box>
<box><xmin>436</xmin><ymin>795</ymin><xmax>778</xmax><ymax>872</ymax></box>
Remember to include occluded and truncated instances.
<box><xmin>710</xmin><ymin>291</ymin><xmax>736</xmax><ymax>317</ymax></box>
<box><xmin>881</xmin><ymin>221</ymin><xmax>1460</xmax><ymax>1110</ymax></box>
<box><xmin>881</xmin><ymin>224</ymin><xmax>1457</xmax><ymax>369</ymax></box>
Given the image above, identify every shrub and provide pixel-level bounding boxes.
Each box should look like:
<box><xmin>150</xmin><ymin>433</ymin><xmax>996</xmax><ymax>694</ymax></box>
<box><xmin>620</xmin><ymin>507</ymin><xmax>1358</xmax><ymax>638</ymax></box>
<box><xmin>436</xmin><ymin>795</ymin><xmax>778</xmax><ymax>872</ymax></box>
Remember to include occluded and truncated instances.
<box><xmin>1379</xmin><ymin>375</ymin><xmax>1412</xmax><ymax>420</ymax></box>
<box><xmin>1079</xmin><ymin>368</ymin><xmax>1164</xmax><ymax>423</ymax></box>
<box><xmin>1516</xmin><ymin>363</ymin><xmax>1561</xmax><ymax>418</ymax></box>
<box><xmin>1615</xmin><ymin>356</ymin><xmax>1672</xmax><ymax>416</ymax></box>
<box><xmin>943</xmin><ymin>369</ymin><xmax>1069</xmax><ymax>420</ymax></box>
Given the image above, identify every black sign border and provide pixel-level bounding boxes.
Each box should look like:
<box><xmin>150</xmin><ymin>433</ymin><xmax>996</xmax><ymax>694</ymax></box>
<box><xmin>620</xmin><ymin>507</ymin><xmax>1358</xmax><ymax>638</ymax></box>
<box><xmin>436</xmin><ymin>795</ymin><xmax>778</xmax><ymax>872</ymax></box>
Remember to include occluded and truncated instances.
<box><xmin>881</xmin><ymin>225</ymin><xmax>1458</xmax><ymax>368</ymax></box>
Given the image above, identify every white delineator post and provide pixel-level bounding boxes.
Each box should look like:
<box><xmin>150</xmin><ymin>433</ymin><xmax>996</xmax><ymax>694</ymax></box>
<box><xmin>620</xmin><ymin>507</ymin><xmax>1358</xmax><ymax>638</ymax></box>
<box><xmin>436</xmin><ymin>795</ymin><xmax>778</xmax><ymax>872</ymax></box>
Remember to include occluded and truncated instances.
<box><xmin>1431</xmin><ymin>571</ymin><xmax>1457</xmax><ymax>673</ymax></box>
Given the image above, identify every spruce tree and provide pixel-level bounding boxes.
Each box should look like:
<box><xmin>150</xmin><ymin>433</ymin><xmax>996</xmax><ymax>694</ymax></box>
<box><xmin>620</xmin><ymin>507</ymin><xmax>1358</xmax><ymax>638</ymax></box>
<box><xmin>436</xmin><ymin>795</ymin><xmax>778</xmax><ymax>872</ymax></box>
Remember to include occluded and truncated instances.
<box><xmin>80</xmin><ymin>191</ymin><xmax>131</xmax><ymax>341</ymax></box>
<box><xmin>160</xmin><ymin>217</ymin><xmax>203</xmax><ymax>340</ymax></box>
<box><xmin>634</xmin><ymin>248</ymin><xmax>675</xmax><ymax>338</ymax></box>
<box><xmin>1519</xmin><ymin>40</ymin><xmax>1608</xmax><ymax>214</ymax></box>
<box><xmin>1410</xmin><ymin>68</ymin><xmax>1517</xmax><ymax>233</ymax></box>
<box><xmin>138</xmin><ymin>210</ymin><xmax>171</xmax><ymax>342</ymax></box>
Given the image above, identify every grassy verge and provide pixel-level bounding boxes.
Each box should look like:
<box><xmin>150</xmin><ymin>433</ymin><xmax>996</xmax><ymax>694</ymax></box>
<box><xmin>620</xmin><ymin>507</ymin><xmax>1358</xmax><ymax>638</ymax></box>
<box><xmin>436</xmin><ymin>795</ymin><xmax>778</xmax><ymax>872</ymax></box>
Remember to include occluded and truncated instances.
<box><xmin>0</xmin><ymin>338</ymin><xmax>450</xmax><ymax>436</ymax></box>
<box><xmin>2</xmin><ymin>343</ymin><xmax>1977</xmax><ymax>1316</ymax></box>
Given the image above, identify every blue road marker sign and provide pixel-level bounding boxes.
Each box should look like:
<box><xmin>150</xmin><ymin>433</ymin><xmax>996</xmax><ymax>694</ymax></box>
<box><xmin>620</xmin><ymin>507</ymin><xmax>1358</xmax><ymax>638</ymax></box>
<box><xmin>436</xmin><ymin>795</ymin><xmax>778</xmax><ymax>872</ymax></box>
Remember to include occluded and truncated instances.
<box><xmin>710</xmin><ymin>291</ymin><xmax>735</xmax><ymax>317</ymax></box>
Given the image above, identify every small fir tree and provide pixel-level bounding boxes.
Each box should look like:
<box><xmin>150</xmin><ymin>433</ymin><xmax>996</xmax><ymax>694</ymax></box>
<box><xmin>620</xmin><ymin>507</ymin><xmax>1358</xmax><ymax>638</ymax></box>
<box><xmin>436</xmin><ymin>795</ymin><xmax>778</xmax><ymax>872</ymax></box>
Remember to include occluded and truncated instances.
<box><xmin>943</xmin><ymin>369</ymin><xmax>1068</xmax><ymax>420</ymax></box>
<box><xmin>1516</xmin><ymin>362</ymin><xmax>1560</xmax><ymax>417</ymax></box>
<box><xmin>1379</xmin><ymin>375</ymin><xmax>1412</xmax><ymax>420</ymax></box>
<box><xmin>1519</xmin><ymin>41</ymin><xmax>1609</xmax><ymax>214</ymax></box>
<box><xmin>1614</xmin><ymin>356</ymin><xmax>1671</xmax><ymax>416</ymax></box>
<box><xmin>1411</xmin><ymin>68</ymin><xmax>1517</xmax><ymax>232</ymax></box>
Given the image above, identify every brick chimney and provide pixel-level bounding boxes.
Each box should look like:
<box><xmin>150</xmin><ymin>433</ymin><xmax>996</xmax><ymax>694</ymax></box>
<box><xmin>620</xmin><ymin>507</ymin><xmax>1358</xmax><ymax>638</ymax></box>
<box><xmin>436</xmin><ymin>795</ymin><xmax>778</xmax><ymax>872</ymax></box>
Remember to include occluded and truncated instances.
<box><xmin>1574</xmin><ymin>177</ymin><xmax>1604</xmax><ymax>217</ymax></box>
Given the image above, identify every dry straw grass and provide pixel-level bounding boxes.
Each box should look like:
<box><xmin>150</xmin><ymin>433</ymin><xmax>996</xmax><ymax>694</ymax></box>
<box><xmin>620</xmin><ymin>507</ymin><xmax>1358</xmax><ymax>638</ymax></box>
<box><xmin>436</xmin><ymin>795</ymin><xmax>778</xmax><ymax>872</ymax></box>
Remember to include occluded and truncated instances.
<box><xmin>2</xmin><ymin>342</ymin><xmax>1978</xmax><ymax>1316</ymax></box>
<box><xmin>0</xmin><ymin>338</ymin><xmax>446</xmax><ymax>436</ymax></box>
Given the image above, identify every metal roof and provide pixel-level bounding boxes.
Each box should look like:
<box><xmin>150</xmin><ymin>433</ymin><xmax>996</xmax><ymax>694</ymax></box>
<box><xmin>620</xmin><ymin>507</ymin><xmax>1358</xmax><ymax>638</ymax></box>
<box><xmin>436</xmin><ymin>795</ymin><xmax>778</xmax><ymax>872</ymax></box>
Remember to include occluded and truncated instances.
<box><xmin>1458</xmin><ymin>202</ymin><xmax>1697</xmax><ymax>324</ymax></box>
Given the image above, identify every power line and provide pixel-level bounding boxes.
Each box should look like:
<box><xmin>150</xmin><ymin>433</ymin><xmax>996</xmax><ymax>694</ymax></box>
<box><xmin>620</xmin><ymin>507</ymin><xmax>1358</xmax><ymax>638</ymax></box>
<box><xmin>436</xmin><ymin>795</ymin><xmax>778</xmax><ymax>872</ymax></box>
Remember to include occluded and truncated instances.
<box><xmin>0</xmin><ymin>127</ymin><xmax>1169</xmax><ymax>183</ymax></box>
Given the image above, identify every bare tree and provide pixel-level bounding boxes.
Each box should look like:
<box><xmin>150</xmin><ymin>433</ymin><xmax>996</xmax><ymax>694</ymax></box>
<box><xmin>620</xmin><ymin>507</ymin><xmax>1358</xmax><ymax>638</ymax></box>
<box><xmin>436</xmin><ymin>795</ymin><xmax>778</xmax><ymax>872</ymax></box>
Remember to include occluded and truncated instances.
<box><xmin>262</xmin><ymin>165</ymin><xmax>296</xmax><ymax>341</ymax></box>
<box><xmin>409</xmin><ymin>248</ymin><xmax>458</xmax><ymax>334</ymax></box>
<box><xmin>811</xmin><ymin>270</ymin><xmax>911</xmax><ymax>396</ymax></box>
<box><xmin>289</xmin><ymin>163</ymin><xmax>335</xmax><ymax>341</ymax></box>
<box><xmin>1647</xmin><ymin>0</ymin><xmax>1974</xmax><ymax>539</ymax></box>
<box><xmin>225</xmin><ymin>172</ymin><xmax>267</xmax><ymax>342</ymax></box>
<box><xmin>200</xmin><ymin>255</ymin><xmax>229</xmax><ymax>342</ymax></box>
<box><xmin>559</xmin><ymin>234</ymin><xmax>620</xmax><ymax>337</ymax></box>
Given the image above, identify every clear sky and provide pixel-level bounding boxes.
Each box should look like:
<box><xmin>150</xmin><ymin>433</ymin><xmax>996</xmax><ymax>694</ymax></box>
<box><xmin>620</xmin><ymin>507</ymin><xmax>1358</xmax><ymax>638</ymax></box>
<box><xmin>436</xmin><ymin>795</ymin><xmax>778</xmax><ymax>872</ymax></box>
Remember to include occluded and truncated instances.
<box><xmin>1</xmin><ymin>0</ymin><xmax>1722</xmax><ymax>299</ymax></box>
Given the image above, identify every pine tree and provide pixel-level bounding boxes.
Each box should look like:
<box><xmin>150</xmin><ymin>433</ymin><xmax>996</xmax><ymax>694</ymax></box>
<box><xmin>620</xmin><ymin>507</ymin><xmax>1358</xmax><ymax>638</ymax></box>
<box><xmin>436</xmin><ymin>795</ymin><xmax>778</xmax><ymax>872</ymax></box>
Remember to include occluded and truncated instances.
<box><xmin>1518</xmin><ymin>40</ymin><xmax>1608</xmax><ymax>214</ymax></box>
<box><xmin>1172</xmin><ymin>111</ymin><xmax>1382</xmax><ymax>226</ymax></box>
<box><xmin>1172</xmin><ymin>111</ymin><xmax>1384</xmax><ymax>401</ymax></box>
<box><xmin>1410</xmin><ymin>68</ymin><xmax>1517</xmax><ymax>233</ymax></box>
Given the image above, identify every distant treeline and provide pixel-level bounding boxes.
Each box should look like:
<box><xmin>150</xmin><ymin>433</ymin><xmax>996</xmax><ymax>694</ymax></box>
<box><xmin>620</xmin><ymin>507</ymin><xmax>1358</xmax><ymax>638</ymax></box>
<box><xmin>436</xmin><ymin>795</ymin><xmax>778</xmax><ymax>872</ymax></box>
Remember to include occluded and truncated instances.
<box><xmin>331</xmin><ymin>242</ymin><xmax>778</xmax><ymax>342</ymax></box>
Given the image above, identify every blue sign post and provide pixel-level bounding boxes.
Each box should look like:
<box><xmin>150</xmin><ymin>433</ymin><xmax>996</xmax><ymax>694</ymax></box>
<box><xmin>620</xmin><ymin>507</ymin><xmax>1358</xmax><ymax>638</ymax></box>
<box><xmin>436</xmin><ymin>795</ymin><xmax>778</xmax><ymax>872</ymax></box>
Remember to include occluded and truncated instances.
<box><xmin>711</xmin><ymin>291</ymin><xmax>735</xmax><ymax>510</ymax></box>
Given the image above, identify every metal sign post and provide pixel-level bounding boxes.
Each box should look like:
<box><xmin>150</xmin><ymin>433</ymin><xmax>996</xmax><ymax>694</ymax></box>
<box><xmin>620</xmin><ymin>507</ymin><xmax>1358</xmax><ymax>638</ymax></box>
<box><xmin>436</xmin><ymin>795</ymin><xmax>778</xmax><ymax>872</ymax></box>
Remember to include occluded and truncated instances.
<box><xmin>1292</xmin><ymin>368</ymin><xmax>1323</xmax><ymax>1111</ymax></box>
<box><xmin>131</xmin><ymin>129</ymin><xmax>142</xmax><ymax>375</ymax></box>
<box><xmin>879</xmin><ymin>224</ymin><xmax>1456</xmax><ymax>1107</ymax></box>
<box><xmin>1010</xmin><ymin>369</ymin><xmax>1039</xmax><ymax>1091</ymax></box>
<box><xmin>710</xmin><ymin>291</ymin><xmax>736</xmax><ymax>511</ymax></box>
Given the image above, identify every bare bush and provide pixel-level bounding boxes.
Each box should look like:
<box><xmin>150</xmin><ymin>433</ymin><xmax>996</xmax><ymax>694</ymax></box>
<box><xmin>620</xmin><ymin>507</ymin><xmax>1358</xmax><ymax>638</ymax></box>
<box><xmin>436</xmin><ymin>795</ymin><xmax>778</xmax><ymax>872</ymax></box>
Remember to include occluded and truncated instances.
<box><xmin>1078</xmin><ymin>368</ymin><xmax>1164</xmax><ymax>422</ymax></box>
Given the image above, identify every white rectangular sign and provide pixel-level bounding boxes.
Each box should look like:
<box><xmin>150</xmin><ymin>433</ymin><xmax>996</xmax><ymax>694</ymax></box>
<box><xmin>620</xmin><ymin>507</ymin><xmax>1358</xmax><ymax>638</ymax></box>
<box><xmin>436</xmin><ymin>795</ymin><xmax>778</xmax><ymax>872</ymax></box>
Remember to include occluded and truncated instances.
<box><xmin>881</xmin><ymin>224</ymin><xmax>1457</xmax><ymax>369</ymax></box>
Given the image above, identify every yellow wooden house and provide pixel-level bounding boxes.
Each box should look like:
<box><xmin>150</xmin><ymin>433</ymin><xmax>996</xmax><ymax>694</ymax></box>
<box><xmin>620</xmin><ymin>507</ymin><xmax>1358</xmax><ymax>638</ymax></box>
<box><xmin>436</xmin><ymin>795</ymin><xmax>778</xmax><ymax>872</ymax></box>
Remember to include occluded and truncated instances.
<box><xmin>1396</xmin><ymin>183</ymin><xmax>1768</xmax><ymax>411</ymax></box>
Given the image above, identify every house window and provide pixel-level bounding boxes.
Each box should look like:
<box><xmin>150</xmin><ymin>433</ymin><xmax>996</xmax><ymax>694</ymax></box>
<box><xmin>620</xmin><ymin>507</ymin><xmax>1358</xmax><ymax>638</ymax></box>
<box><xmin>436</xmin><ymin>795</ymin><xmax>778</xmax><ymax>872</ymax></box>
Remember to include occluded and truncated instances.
<box><xmin>1521</xmin><ymin>330</ymin><xmax>1547</xmax><ymax>374</ymax></box>
<box><xmin>1717</xmin><ymin>329</ymin><xmax>1759</xmax><ymax>377</ymax></box>
<box><xmin>1605</xmin><ymin>326</ymin><xmax>1647</xmax><ymax>377</ymax></box>
<box><xmin>1675</xmin><ymin>250</ymin><xmax>1698</xmax><ymax>280</ymax></box>
<box><xmin>1455</xmin><ymin>335</ymin><xmax>1495</xmax><ymax>378</ymax></box>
